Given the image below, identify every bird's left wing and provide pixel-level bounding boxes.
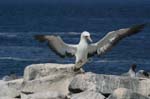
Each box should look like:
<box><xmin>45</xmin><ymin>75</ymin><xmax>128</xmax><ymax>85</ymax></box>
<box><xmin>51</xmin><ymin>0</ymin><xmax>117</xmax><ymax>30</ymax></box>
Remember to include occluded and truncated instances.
<box><xmin>88</xmin><ymin>24</ymin><xmax>145</xmax><ymax>57</ymax></box>
<box><xmin>34</xmin><ymin>35</ymin><xmax>77</xmax><ymax>58</ymax></box>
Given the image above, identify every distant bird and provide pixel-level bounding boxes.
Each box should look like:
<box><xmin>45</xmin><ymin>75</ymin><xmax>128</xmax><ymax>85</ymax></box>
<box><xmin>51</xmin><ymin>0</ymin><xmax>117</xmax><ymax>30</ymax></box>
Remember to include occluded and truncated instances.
<box><xmin>34</xmin><ymin>24</ymin><xmax>145</xmax><ymax>71</ymax></box>
<box><xmin>2</xmin><ymin>71</ymin><xmax>18</xmax><ymax>81</ymax></box>
<box><xmin>136</xmin><ymin>70</ymin><xmax>149</xmax><ymax>78</ymax></box>
<box><xmin>121</xmin><ymin>64</ymin><xmax>137</xmax><ymax>78</ymax></box>
<box><xmin>122</xmin><ymin>64</ymin><xmax>149</xmax><ymax>78</ymax></box>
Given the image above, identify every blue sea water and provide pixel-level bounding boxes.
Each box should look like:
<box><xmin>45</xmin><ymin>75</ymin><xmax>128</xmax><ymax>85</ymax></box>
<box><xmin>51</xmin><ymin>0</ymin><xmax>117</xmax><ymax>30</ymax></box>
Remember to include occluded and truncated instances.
<box><xmin>0</xmin><ymin>2</ymin><xmax>150</xmax><ymax>78</ymax></box>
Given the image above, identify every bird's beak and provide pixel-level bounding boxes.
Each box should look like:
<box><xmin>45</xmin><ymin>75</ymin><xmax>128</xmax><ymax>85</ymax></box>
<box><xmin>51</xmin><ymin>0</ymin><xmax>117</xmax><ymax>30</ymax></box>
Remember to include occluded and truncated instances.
<box><xmin>87</xmin><ymin>36</ymin><xmax>93</xmax><ymax>42</ymax></box>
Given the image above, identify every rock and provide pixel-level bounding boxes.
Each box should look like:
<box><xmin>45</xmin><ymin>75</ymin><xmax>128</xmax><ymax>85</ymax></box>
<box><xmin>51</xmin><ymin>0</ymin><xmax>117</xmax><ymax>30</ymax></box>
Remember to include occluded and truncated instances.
<box><xmin>0</xmin><ymin>96</ymin><xmax>17</xmax><ymax>99</ymax></box>
<box><xmin>71</xmin><ymin>91</ymin><xmax>105</xmax><ymax>99</ymax></box>
<box><xmin>21</xmin><ymin>91</ymin><xmax>67</xmax><ymax>99</ymax></box>
<box><xmin>23</xmin><ymin>63</ymin><xmax>76</xmax><ymax>81</ymax></box>
<box><xmin>107</xmin><ymin>88</ymin><xmax>149</xmax><ymax>99</ymax></box>
<box><xmin>1</xmin><ymin>62</ymin><xmax>149</xmax><ymax>99</ymax></box>
<box><xmin>69</xmin><ymin>72</ymin><xmax>150</xmax><ymax>97</ymax></box>
<box><xmin>0</xmin><ymin>79</ymin><xmax>23</xmax><ymax>98</ymax></box>
<box><xmin>22</xmin><ymin>63</ymin><xmax>80</xmax><ymax>95</ymax></box>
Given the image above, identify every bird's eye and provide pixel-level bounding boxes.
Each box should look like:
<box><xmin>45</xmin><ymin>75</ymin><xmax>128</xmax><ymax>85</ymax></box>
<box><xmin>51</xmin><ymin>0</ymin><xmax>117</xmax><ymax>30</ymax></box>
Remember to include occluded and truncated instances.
<box><xmin>85</xmin><ymin>36</ymin><xmax>88</xmax><ymax>38</ymax></box>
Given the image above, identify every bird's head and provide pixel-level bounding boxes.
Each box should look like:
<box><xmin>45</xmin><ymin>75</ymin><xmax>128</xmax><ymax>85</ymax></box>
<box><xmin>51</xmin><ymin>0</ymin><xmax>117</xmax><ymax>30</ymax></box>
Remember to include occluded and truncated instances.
<box><xmin>138</xmin><ymin>70</ymin><xmax>144</xmax><ymax>73</ymax></box>
<box><xmin>131</xmin><ymin>64</ymin><xmax>137</xmax><ymax>71</ymax></box>
<box><xmin>81</xmin><ymin>31</ymin><xmax>93</xmax><ymax>42</ymax></box>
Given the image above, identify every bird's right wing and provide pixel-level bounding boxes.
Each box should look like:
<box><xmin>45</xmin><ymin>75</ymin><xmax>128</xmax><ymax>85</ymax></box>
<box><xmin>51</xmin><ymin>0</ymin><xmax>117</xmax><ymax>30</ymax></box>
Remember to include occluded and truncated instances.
<box><xmin>34</xmin><ymin>35</ymin><xmax>77</xmax><ymax>58</ymax></box>
<box><xmin>88</xmin><ymin>24</ymin><xmax>146</xmax><ymax>57</ymax></box>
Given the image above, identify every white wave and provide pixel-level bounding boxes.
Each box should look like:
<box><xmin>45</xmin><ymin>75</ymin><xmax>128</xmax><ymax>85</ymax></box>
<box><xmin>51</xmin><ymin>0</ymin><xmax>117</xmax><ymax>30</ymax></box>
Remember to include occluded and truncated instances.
<box><xmin>21</xmin><ymin>32</ymin><xmax>98</xmax><ymax>36</ymax></box>
<box><xmin>67</xmin><ymin>32</ymin><xmax>81</xmax><ymax>35</ymax></box>
<box><xmin>0</xmin><ymin>33</ymin><xmax>17</xmax><ymax>38</ymax></box>
<box><xmin>0</xmin><ymin>46</ymin><xmax>44</xmax><ymax>50</ymax></box>
<box><xmin>93</xmin><ymin>59</ymin><xmax>150</xmax><ymax>64</ymax></box>
<box><xmin>0</xmin><ymin>57</ymin><xmax>46</xmax><ymax>62</ymax></box>
<box><xmin>52</xmin><ymin>32</ymin><xmax>80</xmax><ymax>35</ymax></box>
<box><xmin>90</xmin><ymin>59</ymin><xmax>122</xmax><ymax>63</ymax></box>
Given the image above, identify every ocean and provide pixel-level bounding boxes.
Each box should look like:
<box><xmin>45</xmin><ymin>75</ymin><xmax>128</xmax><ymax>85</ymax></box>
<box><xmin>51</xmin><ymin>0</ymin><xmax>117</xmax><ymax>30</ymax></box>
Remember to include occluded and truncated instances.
<box><xmin>0</xmin><ymin>2</ymin><xmax>150</xmax><ymax>78</ymax></box>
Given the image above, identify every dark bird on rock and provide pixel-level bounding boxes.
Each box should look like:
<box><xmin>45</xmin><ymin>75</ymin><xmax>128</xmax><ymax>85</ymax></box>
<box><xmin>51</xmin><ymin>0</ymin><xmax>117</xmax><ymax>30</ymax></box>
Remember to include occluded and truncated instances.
<box><xmin>121</xmin><ymin>64</ymin><xmax>137</xmax><ymax>78</ymax></box>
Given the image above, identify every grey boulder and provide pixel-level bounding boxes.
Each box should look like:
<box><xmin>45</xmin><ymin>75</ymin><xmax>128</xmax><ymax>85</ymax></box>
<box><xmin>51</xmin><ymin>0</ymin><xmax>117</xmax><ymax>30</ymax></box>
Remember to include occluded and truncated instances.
<box><xmin>107</xmin><ymin>88</ymin><xmax>149</xmax><ymax>99</ymax></box>
<box><xmin>69</xmin><ymin>72</ymin><xmax>150</xmax><ymax>97</ymax></box>
<box><xmin>23</xmin><ymin>63</ymin><xmax>76</xmax><ymax>81</ymax></box>
<box><xmin>0</xmin><ymin>79</ymin><xmax>23</xmax><ymax>98</ymax></box>
<box><xmin>22</xmin><ymin>63</ymin><xmax>81</xmax><ymax>95</ymax></box>
<box><xmin>71</xmin><ymin>91</ymin><xmax>105</xmax><ymax>99</ymax></box>
<box><xmin>0</xmin><ymin>96</ymin><xmax>18</xmax><ymax>99</ymax></box>
<box><xmin>21</xmin><ymin>91</ymin><xmax>67</xmax><ymax>99</ymax></box>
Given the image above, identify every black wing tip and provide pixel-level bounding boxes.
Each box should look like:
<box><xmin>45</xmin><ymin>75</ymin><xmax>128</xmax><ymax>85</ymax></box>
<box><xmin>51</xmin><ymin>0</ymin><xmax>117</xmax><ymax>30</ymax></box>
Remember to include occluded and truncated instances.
<box><xmin>130</xmin><ymin>23</ymin><xmax>146</xmax><ymax>32</ymax></box>
<box><xmin>34</xmin><ymin>35</ymin><xmax>46</xmax><ymax>42</ymax></box>
<box><xmin>132</xmin><ymin>23</ymin><xmax>146</xmax><ymax>29</ymax></box>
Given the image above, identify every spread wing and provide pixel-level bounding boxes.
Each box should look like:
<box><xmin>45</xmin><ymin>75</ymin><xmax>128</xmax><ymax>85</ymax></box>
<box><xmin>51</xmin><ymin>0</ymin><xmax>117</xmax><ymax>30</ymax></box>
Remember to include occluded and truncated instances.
<box><xmin>34</xmin><ymin>35</ymin><xmax>77</xmax><ymax>58</ymax></box>
<box><xmin>88</xmin><ymin>24</ymin><xmax>146</xmax><ymax>57</ymax></box>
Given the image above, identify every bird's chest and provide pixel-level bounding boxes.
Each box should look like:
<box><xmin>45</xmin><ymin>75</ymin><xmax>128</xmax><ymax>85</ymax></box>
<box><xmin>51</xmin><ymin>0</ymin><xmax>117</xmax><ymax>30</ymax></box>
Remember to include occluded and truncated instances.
<box><xmin>76</xmin><ymin>44</ymin><xmax>88</xmax><ymax>58</ymax></box>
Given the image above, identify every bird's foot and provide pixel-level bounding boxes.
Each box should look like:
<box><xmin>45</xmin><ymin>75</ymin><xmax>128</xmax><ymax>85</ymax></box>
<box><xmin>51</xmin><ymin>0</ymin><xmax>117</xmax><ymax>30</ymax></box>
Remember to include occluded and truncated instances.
<box><xmin>80</xmin><ymin>68</ymin><xmax>85</xmax><ymax>73</ymax></box>
<box><xmin>74</xmin><ymin>68</ymin><xmax>85</xmax><ymax>74</ymax></box>
<box><xmin>73</xmin><ymin>67</ymin><xmax>85</xmax><ymax>74</ymax></box>
<box><xmin>73</xmin><ymin>60</ymin><xmax>85</xmax><ymax>73</ymax></box>
<box><xmin>73</xmin><ymin>67</ymin><xmax>81</xmax><ymax>72</ymax></box>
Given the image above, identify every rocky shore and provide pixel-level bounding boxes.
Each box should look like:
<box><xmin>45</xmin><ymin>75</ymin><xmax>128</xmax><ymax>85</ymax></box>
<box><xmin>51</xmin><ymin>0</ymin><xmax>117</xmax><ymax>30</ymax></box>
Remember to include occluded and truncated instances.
<box><xmin>0</xmin><ymin>63</ymin><xmax>150</xmax><ymax>99</ymax></box>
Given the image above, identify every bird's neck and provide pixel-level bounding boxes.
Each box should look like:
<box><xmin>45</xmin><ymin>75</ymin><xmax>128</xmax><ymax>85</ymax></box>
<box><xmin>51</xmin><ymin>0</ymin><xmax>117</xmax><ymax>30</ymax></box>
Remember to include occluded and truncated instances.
<box><xmin>79</xmin><ymin>37</ymin><xmax>88</xmax><ymax>45</ymax></box>
<box><xmin>129</xmin><ymin>68</ymin><xmax>135</xmax><ymax>73</ymax></box>
<box><xmin>129</xmin><ymin>69</ymin><xmax>136</xmax><ymax>77</ymax></box>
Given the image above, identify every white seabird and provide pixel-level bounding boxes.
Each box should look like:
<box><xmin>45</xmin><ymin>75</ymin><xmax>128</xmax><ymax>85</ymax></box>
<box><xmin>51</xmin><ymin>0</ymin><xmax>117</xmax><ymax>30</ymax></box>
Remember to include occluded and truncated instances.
<box><xmin>121</xmin><ymin>64</ymin><xmax>137</xmax><ymax>78</ymax></box>
<box><xmin>34</xmin><ymin>24</ymin><xmax>145</xmax><ymax>71</ymax></box>
<box><xmin>136</xmin><ymin>70</ymin><xmax>149</xmax><ymax>78</ymax></box>
<box><xmin>122</xmin><ymin>64</ymin><xmax>149</xmax><ymax>78</ymax></box>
